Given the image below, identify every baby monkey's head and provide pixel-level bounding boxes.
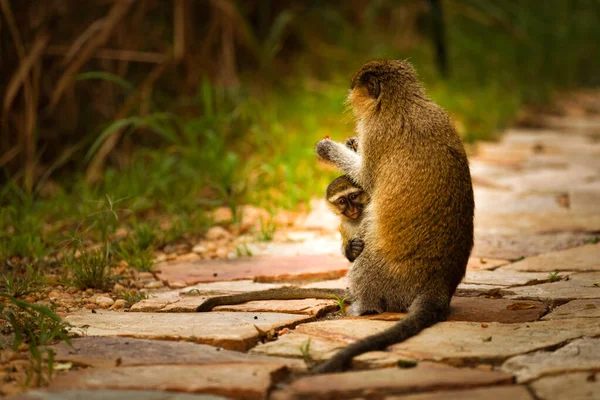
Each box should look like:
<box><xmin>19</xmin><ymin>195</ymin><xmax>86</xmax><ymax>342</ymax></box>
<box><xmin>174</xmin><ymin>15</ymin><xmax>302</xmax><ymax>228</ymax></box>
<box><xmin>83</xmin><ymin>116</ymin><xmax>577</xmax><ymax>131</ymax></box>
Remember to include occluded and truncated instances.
<box><xmin>347</xmin><ymin>59</ymin><xmax>421</xmax><ymax>120</ymax></box>
<box><xmin>326</xmin><ymin>175</ymin><xmax>367</xmax><ymax>221</ymax></box>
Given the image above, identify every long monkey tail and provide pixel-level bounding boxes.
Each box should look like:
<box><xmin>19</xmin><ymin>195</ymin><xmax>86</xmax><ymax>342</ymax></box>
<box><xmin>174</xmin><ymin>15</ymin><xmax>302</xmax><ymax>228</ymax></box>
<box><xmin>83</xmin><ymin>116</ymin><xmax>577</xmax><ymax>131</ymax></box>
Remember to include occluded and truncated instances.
<box><xmin>196</xmin><ymin>287</ymin><xmax>348</xmax><ymax>312</ymax></box>
<box><xmin>311</xmin><ymin>296</ymin><xmax>449</xmax><ymax>374</ymax></box>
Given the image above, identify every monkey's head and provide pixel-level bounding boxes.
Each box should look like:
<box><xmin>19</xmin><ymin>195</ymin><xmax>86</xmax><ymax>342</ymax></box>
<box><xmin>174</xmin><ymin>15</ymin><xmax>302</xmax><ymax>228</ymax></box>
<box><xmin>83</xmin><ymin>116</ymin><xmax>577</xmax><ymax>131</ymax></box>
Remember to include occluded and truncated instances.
<box><xmin>326</xmin><ymin>175</ymin><xmax>367</xmax><ymax>221</ymax></box>
<box><xmin>348</xmin><ymin>60</ymin><xmax>422</xmax><ymax>120</ymax></box>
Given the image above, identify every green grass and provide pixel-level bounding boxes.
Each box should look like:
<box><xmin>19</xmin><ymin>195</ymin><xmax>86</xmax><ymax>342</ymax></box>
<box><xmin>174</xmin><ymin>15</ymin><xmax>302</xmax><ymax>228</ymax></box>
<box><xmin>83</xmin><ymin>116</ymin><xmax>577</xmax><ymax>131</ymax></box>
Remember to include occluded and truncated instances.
<box><xmin>63</xmin><ymin>247</ymin><xmax>114</xmax><ymax>290</ymax></box>
<box><xmin>0</xmin><ymin>295</ymin><xmax>71</xmax><ymax>387</ymax></box>
<box><xmin>299</xmin><ymin>338</ymin><xmax>312</xmax><ymax>364</ymax></box>
<box><xmin>548</xmin><ymin>271</ymin><xmax>561</xmax><ymax>283</ymax></box>
<box><xmin>0</xmin><ymin>264</ymin><xmax>44</xmax><ymax>298</ymax></box>
<box><xmin>118</xmin><ymin>290</ymin><xmax>148</xmax><ymax>308</ymax></box>
<box><xmin>329</xmin><ymin>293</ymin><xmax>349</xmax><ymax>315</ymax></box>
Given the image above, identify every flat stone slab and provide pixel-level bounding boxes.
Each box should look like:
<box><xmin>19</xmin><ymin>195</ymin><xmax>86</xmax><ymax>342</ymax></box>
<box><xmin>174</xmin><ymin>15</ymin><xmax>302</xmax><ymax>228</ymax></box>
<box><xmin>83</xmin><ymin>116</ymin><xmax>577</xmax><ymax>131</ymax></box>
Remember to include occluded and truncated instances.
<box><xmin>65</xmin><ymin>310</ymin><xmax>312</xmax><ymax>351</ymax></box>
<box><xmin>280</xmin><ymin>362</ymin><xmax>512</xmax><ymax>399</ymax></box>
<box><xmin>530</xmin><ymin>372</ymin><xmax>600</xmax><ymax>400</ymax></box>
<box><xmin>49</xmin><ymin>337</ymin><xmax>305</xmax><ymax>370</ymax></box>
<box><xmin>474</xmin><ymin>187</ymin><xmax>564</xmax><ymax>214</ymax></box>
<box><xmin>384</xmin><ymin>385</ymin><xmax>533</xmax><ymax>400</ymax></box>
<box><xmin>455</xmin><ymin>283</ymin><xmax>507</xmax><ymax>297</ymax></box>
<box><xmin>542</xmin><ymin>299</ymin><xmax>600</xmax><ymax>320</ymax></box>
<box><xmin>462</xmin><ymin>270</ymin><xmax>550</xmax><ymax>286</ymax></box>
<box><xmin>253</xmin><ymin>318</ymin><xmax>600</xmax><ymax>366</ymax></box>
<box><xmin>473</xmin><ymin>232</ymin><xmax>597</xmax><ymax>260</ymax></box>
<box><xmin>132</xmin><ymin>291</ymin><xmax>337</xmax><ymax>316</ymax></box>
<box><xmin>156</xmin><ymin>254</ymin><xmax>350</xmax><ymax>286</ymax></box>
<box><xmin>354</xmin><ymin>298</ymin><xmax>545</xmax><ymax>324</ymax></box>
<box><xmin>502</xmin><ymin>337</ymin><xmax>600</xmax><ymax>383</ymax></box>
<box><xmin>49</xmin><ymin>364</ymin><xmax>287</xmax><ymax>400</ymax></box>
<box><xmin>570</xmin><ymin>183</ymin><xmax>600</xmax><ymax>212</ymax></box>
<box><xmin>494</xmin><ymin>165</ymin><xmax>597</xmax><ymax>194</ymax></box>
<box><xmin>500</xmin><ymin>243</ymin><xmax>600</xmax><ymax>272</ymax></box>
<box><xmin>475</xmin><ymin>210</ymin><xmax>600</xmax><ymax>235</ymax></box>
<box><xmin>180</xmin><ymin>280</ymin><xmax>283</xmax><ymax>295</ymax></box>
<box><xmin>466</xmin><ymin>257</ymin><xmax>510</xmax><ymax>271</ymax></box>
<box><xmin>9</xmin><ymin>390</ymin><xmax>227</xmax><ymax>400</ymax></box>
<box><xmin>501</xmin><ymin>272</ymin><xmax>600</xmax><ymax>303</ymax></box>
<box><xmin>449</xmin><ymin>297</ymin><xmax>546</xmax><ymax>323</ymax></box>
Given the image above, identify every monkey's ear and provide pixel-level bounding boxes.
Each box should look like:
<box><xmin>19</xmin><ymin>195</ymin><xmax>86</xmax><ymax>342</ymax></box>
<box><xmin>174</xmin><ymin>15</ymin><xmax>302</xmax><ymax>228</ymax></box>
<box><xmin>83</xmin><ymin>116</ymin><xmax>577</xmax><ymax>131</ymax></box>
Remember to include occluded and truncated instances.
<box><xmin>366</xmin><ymin>76</ymin><xmax>380</xmax><ymax>99</ymax></box>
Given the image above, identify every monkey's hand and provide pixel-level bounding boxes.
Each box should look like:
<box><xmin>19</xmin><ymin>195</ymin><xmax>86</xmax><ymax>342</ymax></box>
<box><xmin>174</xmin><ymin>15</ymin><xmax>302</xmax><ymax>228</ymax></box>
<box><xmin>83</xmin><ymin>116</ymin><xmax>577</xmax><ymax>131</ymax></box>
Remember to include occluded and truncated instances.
<box><xmin>315</xmin><ymin>139</ymin><xmax>362</xmax><ymax>184</ymax></box>
<box><xmin>345</xmin><ymin>137</ymin><xmax>359</xmax><ymax>153</ymax></box>
<box><xmin>344</xmin><ymin>238</ymin><xmax>365</xmax><ymax>262</ymax></box>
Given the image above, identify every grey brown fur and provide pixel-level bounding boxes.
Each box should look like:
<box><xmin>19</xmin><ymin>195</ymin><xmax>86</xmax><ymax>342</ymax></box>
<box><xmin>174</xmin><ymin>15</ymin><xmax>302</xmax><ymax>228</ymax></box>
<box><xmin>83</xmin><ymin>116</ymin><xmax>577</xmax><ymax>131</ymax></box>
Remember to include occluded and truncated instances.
<box><xmin>313</xmin><ymin>59</ymin><xmax>474</xmax><ymax>373</ymax></box>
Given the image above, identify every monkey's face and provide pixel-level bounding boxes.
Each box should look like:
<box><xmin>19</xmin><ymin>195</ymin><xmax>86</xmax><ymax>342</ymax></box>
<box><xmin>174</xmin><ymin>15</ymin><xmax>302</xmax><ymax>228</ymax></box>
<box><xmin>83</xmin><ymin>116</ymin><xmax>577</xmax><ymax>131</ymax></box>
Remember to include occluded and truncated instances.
<box><xmin>347</xmin><ymin>60</ymin><xmax>418</xmax><ymax>119</ymax></box>
<box><xmin>328</xmin><ymin>189</ymin><xmax>365</xmax><ymax>220</ymax></box>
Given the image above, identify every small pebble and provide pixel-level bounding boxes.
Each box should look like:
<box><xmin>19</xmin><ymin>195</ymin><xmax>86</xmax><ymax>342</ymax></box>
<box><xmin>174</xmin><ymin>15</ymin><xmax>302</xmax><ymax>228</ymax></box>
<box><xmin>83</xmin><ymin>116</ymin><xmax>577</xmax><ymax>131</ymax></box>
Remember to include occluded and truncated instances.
<box><xmin>112</xmin><ymin>299</ymin><xmax>126</xmax><ymax>309</ymax></box>
<box><xmin>144</xmin><ymin>280</ymin><xmax>164</xmax><ymax>289</ymax></box>
<box><xmin>206</xmin><ymin>226</ymin><xmax>232</xmax><ymax>240</ymax></box>
<box><xmin>113</xmin><ymin>283</ymin><xmax>126</xmax><ymax>292</ymax></box>
<box><xmin>138</xmin><ymin>272</ymin><xmax>154</xmax><ymax>280</ymax></box>
<box><xmin>96</xmin><ymin>296</ymin><xmax>115</xmax><ymax>308</ymax></box>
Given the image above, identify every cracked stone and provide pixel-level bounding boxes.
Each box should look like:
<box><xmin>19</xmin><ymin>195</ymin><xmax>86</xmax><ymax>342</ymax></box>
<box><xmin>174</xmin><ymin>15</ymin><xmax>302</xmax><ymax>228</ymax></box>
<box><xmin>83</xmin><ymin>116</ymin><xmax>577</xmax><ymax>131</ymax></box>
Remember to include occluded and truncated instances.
<box><xmin>462</xmin><ymin>270</ymin><xmax>549</xmax><ymax>286</ymax></box>
<box><xmin>156</xmin><ymin>254</ymin><xmax>349</xmax><ymax>286</ymax></box>
<box><xmin>65</xmin><ymin>310</ymin><xmax>312</xmax><ymax>351</ymax></box>
<box><xmin>384</xmin><ymin>385</ymin><xmax>533</xmax><ymax>400</ymax></box>
<box><xmin>542</xmin><ymin>299</ymin><xmax>600</xmax><ymax>320</ymax></box>
<box><xmin>455</xmin><ymin>283</ymin><xmax>506</xmax><ymax>297</ymax></box>
<box><xmin>8</xmin><ymin>390</ymin><xmax>228</xmax><ymax>400</ymax></box>
<box><xmin>48</xmin><ymin>364</ymin><xmax>287</xmax><ymax>400</ymax></box>
<box><xmin>500</xmin><ymin>243</ymin><xmax>600</xmax><ymax>272</ymax></box>
<box><xmin>280</xmin><ymin>362</ymin><xmax>511</xmax><ymax>399</ymax></box>
<box><xmin>530</xmin><ymin>372</ymin><xmax>600</xmax><ymax>400</ymax></box>
<box><xmin>49</xmin><ymin>337</ymin><xmax>305</xmax><ymax>370</ymax></box>
<box><xmin>502</xmin><ymin>337</ymin><xmax>600</xmax><ymax>383</ymax></box>
<box><xmin>501</xmin><ymin>272</ymin><xmax>600</xmax><ymax>303</ymax></box>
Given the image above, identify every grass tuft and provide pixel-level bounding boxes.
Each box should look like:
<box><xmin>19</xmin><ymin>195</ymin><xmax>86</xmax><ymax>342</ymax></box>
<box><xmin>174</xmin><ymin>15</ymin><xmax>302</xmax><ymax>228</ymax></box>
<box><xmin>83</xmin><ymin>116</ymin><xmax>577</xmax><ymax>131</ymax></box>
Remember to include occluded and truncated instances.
<box><xmin>63</xmin><ymin>247</ymin><xmax>113</xmax><ymax>290</ymax></box>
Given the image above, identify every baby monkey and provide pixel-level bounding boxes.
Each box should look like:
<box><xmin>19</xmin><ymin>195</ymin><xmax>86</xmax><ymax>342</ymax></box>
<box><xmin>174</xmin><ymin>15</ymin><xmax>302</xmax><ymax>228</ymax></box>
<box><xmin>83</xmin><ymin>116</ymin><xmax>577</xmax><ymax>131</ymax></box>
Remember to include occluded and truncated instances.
<box><xmin>196</xmin><ymin>165</ymin><xmax>365</xmax><ymax>313</ymax></box>
<box><xmin>326</xmin><ymin>175</ymin><xmax>367</xmax><ymax>262</ymax></box>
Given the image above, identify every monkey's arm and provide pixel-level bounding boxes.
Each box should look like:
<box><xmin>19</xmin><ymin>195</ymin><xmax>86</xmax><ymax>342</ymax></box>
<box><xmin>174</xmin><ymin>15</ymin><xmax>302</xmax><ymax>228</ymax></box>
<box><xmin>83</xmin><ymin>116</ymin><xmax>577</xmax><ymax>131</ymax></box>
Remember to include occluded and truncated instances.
<box><xmin>196</xmin><ymin>287</ymin><xmax>349</xmax><ymax>312</ymax></box>
<box><xmin>340</xmin><ymin>225</ymin><xmax>364</xmax><ymax>262</ymax></box>
<box><xmin>316</xmin><ymin>139</ymin><xmax>363</xmax><ymax>187</ymax></box>
<box><xmin>343</xmin><ymin>238</ymin><xmax>364</xmax><ymax>262</ymax></box>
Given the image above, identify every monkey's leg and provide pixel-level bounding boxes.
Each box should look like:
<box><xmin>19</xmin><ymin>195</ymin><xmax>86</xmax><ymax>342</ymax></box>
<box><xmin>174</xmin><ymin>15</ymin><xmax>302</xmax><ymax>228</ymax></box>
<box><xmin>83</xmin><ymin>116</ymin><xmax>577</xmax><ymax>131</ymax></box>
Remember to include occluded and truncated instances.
<box><xmin>196</xmin><ymin>287</ymin><xmax>349</xmax><ymax>312</ymax></box>
<box><xmin>315</xmin><ymin>139</ymin><xmax>363</xmax><ymax>187</ymax></box>
<box><xmin>312</xmin><ymin>294</ymin><xmax>449</xmax><ymax>374</ymax></box>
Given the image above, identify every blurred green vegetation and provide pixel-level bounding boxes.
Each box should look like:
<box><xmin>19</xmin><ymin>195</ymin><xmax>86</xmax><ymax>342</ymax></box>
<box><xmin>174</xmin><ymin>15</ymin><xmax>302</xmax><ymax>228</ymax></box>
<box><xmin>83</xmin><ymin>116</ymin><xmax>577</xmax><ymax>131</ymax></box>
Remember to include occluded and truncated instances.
<box><xmin>1</xmin><ymin>0</ymin><xmax>599</xmax><ymax>272</ymax></box>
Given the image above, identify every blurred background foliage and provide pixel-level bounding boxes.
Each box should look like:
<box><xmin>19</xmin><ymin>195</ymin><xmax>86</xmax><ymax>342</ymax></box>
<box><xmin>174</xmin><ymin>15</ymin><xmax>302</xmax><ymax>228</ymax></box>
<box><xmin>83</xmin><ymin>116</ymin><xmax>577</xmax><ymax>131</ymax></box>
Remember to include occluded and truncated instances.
<box><xmin>1</xmin><ymin>0</ymin><xmax>599</xmax><ymax>264</ymax></box>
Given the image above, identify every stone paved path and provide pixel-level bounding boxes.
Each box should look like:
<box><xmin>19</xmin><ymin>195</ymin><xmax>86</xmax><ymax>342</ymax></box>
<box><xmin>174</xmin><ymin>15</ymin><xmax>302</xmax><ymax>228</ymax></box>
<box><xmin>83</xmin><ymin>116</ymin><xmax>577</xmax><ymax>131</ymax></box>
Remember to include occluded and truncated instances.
<box><xmin>10</xmin><ymin>105</ymin><xmax>600</xmax><ymax>399</ymax></box>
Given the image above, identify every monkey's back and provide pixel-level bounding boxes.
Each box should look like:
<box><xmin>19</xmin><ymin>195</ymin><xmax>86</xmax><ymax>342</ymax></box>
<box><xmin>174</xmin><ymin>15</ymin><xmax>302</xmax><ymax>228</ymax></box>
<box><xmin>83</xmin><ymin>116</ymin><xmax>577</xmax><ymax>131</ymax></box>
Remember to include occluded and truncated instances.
<box><xmin>370</xmin><ymin>101</ymin><xmax>474</xmax><ymax>297</ymax></box>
